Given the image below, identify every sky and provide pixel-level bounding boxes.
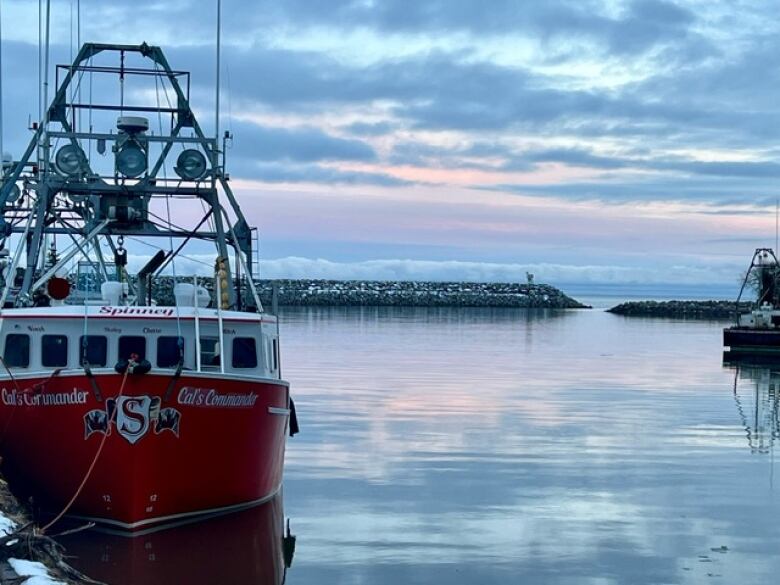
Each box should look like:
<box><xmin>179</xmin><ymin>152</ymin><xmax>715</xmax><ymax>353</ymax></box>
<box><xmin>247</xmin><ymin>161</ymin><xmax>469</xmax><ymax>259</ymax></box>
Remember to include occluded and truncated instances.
<box><xmin>1</xmin><ymin>0</ymin><xmax>779</xmax><ymax>289</ymax></box>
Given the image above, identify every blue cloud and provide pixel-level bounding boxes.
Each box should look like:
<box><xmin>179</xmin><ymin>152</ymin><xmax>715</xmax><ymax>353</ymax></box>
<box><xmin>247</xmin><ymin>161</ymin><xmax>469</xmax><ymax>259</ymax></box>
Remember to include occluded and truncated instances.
<box><xmin>234</xmin><ymin>124</ymin><xmax>377</xmax><ymax>163</ymax></box>
<box><xmin>523</xmin><ymin>148</ymin><xmax>631</xmax><ymax>170</ymax></box>
<box><xmin>486</xmin><ymin>174</ymin><xmax>780</xmax><ymax>203</ymax></box>
<box><xmin>343</xmin><ymin>121</ymin><xmax>398</xmax><ymax>136</ymax></box>
<box><xmin>232</xmin><ymin>161</ymin><xmax>414</xmax><ymax>187</ymax></box>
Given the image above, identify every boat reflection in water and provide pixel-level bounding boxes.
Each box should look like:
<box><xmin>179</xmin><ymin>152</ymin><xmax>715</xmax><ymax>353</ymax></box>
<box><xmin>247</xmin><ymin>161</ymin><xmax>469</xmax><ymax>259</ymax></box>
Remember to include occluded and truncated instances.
<box><xmin>724</xmin><ymin>357</ymin><xmax>780</xmax><ymax>454</ymax></box>
<box><xmin>57</xmin><ymin>494</ymin><xmax>295</xmax><ymax>585</ymax></box>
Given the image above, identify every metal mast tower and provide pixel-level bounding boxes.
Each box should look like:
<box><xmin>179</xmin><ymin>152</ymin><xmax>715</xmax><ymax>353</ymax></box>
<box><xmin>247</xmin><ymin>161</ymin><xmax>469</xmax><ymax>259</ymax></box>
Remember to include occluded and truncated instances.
<box><xmin>0</xmin><ymin>43</ymin><xmax>257</xmax><ymax>310</ymax></box>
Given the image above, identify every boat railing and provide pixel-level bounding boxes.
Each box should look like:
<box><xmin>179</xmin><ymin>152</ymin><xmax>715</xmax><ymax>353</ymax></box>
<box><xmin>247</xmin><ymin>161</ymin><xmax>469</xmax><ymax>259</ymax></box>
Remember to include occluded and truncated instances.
<box><xmin>194</xmin><ymin>275</ymin><xmax>202</xmax><ymax>373</ymax></box>
<box><xmin>216</xmin><ymin>276</ymin><xmax>226</xmax><ymax>375</ymax></box>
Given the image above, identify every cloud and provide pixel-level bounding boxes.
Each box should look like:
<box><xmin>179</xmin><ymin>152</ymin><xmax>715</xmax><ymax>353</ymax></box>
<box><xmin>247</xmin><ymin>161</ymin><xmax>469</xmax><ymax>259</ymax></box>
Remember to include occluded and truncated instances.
<box><xmin>606</xmin><ymin>0</ymin><xmax>696</xmax><ymax>54</ymax></box>
<box><xmin>256</xmin><ymin>256</ymin><xmax>743</xmax><ymax>286</ymax></box>
<box><xmin>343</xmin><ymin>121</ymin><xmax>398</xmax><ymax>136</ymax></box>
<box><xmin>522</xmin><ymin>148</ymin><xmax>631</xmax><ymax>170</ymax></box>
<box><xmin>487</xmin><ymin>175</ymin><xmax>780</xmax><ymax>203</ymax></box>
<box><xmin>388</xmin><ymin>140</ymin><xmax>517</xmax><ymax>170</ymax></box>
<box><xmin>1</xmin><ymin>2</ymin><xmax>777</xmax><ymax>287</ymax></box>
<box><xmin>232</xmin><ymin>123</ymin><xmax>376</xmax><ymax>163</ymax></box>
<box><xmin>45</xmin><ymin>0</ymin><xmax>703</xmax><ymax>63</ymax></box>
<box><xmin>261</xmin><ymin>0</ymin><xmax>701</xmax><ymax>57</ymax></box>
<box><xmin>4</xmin><ymin>13</ymin><xmax>761</xmax><ymax>146</ymax></box>
<box><xmin>651</xmin><ymin>160</ymin><xmax>780</xmax><ymax>178</ymax></box>
<box><xmin>231</xmin><ymin>161</ymin><xmax>414</xmax><ymax>187</ymax></box>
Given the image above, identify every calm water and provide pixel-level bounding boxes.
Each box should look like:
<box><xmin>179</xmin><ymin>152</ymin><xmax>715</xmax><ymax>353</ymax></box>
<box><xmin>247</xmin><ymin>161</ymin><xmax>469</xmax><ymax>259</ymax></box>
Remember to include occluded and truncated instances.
<box><xmin>63</xmin><ymin>307</ymin><xmax>780</xmax><ymax>584</ymax></box>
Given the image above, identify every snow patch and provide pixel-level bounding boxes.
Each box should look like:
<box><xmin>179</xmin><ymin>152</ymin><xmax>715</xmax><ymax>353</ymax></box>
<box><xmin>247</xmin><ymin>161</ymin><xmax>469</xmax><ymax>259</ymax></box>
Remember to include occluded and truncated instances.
<box><xmin>8</xmin><ymin>559</ymin><xmax>65</xmax><ymax>585</ymax></box>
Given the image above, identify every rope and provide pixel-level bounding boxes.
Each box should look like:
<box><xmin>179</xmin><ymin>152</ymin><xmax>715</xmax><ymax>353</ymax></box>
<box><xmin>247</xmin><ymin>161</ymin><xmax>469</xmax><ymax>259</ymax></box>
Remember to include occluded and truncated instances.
<box><xmin>0</xmin><ymin>355</ymin><xmax>24</xmax><ymax>448</ymax></box>
<box><xmin>47</xmin><ymin>50</ymin><xmax>90</xmax><ymax>156</ymax></box>
<box><xmin>225</xmin><ymin>59</ymin><xmax>233</xmax><ymax>138</ymax></box>
<box><xmin>87</xmin><ymin>55</ymin><xmax>92</xmax><ymax>164</ymax></box>
<box><xmin>156</xmin><ymin>65</ymin><xmax>175</xmax><ymax>132</ymax></box>
<box><xmin>82</xmin><ymin>239</ymin><xmax>90</xmax><ymax>353</ymax></box>
<box><xmin>0</xmin><ymin>358</ymin><xmax>62</xmax><ymax>446</ymax></box>
<box><xmin>69</xmin><ymin>0</ymin><xmax>73</xmax><ymax>118</ymax></box>
<box><xmin>0</xmin><ymin>357</ymin><xmax>61</xmax><ymax>398</ymax></box>
<box><xmin>0</xmin><ymin>355</ymin><xmax>23</xmax><ymax>394</ymax></box>
<box><xmin>154</xmin><ymin>64</ymin><xmax>182</xmax><ymax>348</ymax></box>
<box><xmin>165</xmin><ymin>195</ymin><xmax>182</xmax><ymax>341</ymax></box>
<box><xmin>153</xmin><ymin>63</ymin><xmax>169</xmax><ymax>176</ymax></box>
<box><xmin>125</xmin><ymin>236</ymin><xmax>213</xmax><ymax>269</ymax></box>
<box><xmin>79</xmin><ymin>240</ymin><xmax>102</xmax><ymax>401</ymax></box>
<box><xmin>41</xmin><ymin>365</ymin><xmax>131</xmax><ymax>533</ymax></box>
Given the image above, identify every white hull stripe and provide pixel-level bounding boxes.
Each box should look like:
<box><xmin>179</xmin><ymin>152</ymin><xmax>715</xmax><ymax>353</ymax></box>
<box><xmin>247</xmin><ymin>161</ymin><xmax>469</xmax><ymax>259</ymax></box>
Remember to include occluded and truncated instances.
<box><xmin>0</xmin><ymin>368</ymin><xmax>289</xmax><ymax>387</ymax></box>
<box><xmin>268</xmin><ymin>407</ymin><xmax>290</xmax><ymax>415</ymax></box>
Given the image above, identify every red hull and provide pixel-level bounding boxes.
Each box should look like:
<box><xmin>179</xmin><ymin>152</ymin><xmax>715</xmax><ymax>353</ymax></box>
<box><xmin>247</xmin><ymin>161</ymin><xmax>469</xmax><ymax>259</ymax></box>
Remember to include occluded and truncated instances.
<box><xmin>59</xmin><ymin>494</ymin><xmax>289</xmax><ymax>585</ymax></box>
<box><xmin>0</xmin><ymin>371</ymin><xmax>289</xmax><ymax>530</ymax></box>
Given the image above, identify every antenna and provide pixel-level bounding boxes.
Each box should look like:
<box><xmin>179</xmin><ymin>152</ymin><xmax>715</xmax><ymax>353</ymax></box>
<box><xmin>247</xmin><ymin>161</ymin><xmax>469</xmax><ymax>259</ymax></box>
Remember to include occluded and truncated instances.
<box><xmin>43</xmin><ymin>0</ymin><xmax>50</xmax><ymax>127</ymax></box>
<box><xmin>77</xmin><ymin>0</ymin><xmax>80</xmax><ymax>133</ymax></box>
<box><xmin>215</xmin><ymin>0</ymin><xmax>222</xmax><ymax>153</ymax></box>
<box><xmin>40</xmin><ymin>0</ymin><xmax>51</xmax><ymax>176</ymax></box>
<box><xmin>38</xmin><ymin>0</ymin><xmax>41</xmax><ymax>123</ymax></box>
<box><xmin>775</xmin><ymin>198</ymin><xmax>778</xmax><ymax>254</ymax></box>
<box><xmin>0</xmin><ymin>0</ymin><xmax>4</xmax><ymax>168</ymax></box>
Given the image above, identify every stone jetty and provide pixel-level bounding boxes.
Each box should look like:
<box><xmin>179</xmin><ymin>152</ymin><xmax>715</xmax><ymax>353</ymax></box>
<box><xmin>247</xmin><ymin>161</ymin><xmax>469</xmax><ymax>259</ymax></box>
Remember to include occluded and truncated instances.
<box><xmin>149</xmin><ymin>278</ymin><xmax>589</xmax><ymax>309</ymax></box>
<box><xmin>607</xmin><ymin>300</ymin><xmax>749</xmax><ymax>320</ymax></box>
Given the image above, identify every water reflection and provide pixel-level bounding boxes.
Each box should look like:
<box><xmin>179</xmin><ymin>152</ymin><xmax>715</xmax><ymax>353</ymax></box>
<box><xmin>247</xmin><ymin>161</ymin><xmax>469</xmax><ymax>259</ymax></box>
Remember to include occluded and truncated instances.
<box><xmin>58</xmin><ymin>495</ymin><xmax>295</xmax><ymax>585</ymax></box>
<box><xmin>51</xmin><ymin>309</ymin><xmax>780</xmax><ymax>584</ymax></box>
<box><xmin>281</xmin><ymin>308</ymin><xmax>780</xmax><ymax>584</ymax></box>
<box><xmin>726</xmin><ymin>363</ymin><xmax>780</xmax><ymax>454</ymax></box>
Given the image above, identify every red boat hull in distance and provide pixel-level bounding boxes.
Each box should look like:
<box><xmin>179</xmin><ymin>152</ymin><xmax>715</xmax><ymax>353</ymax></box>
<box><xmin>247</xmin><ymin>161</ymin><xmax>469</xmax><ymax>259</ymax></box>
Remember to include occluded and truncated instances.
<box><xmin>0</xmin><ymin>372</ymin><xmax>289</xmax><ymax>530</ymax></box>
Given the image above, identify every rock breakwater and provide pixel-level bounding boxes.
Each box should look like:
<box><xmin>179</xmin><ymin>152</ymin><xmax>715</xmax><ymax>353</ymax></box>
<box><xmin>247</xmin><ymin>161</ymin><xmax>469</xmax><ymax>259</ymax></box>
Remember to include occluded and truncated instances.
<box><xmin>150</xmin><ymin>278</ymin><xmax>588</xmax><ymax>309</ymax></box>
<box><xmin>607</xmin><ymin>300</ymin><xmax>749</xmax><ymax>320</ymax></box>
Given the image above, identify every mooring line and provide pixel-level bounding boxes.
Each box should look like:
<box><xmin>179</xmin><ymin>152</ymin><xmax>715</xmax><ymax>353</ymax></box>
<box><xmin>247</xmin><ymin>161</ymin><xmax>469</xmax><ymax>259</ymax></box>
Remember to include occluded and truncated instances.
<box><xmin>41</xmin><ymin>366</ymin><xmax>131</xmax><ymax>533</ymax></box>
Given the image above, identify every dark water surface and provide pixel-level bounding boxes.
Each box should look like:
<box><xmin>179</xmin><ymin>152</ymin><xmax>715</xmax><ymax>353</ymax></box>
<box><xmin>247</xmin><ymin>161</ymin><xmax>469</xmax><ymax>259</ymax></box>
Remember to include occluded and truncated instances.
<box><xmin>64</xmin><ymin>307</ymin><xmax>780</xmax><ymax>584</ymax></box>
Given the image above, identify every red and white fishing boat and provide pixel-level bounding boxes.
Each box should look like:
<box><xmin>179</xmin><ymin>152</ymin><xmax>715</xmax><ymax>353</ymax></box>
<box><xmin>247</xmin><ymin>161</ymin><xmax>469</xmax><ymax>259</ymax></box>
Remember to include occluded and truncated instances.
<box><xmin>0</xmin><ymin>43</ymin><xmax>297</xmax><ymax>532</ymax></box>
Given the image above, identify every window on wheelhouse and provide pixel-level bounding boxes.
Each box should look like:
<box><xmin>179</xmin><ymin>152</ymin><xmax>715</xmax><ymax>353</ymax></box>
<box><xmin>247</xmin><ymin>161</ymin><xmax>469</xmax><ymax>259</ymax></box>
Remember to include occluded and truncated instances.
<box><xmin>119</xmin><ymin>336</ymin><xmax>146</xmax><ymax>361</ymax></box>
<box><xmin>80</xmin><ymin>335</ymin><xmax>108</xmax><ymax>367</ymax></box>
<box><xmin>232</xmin><ymin>337</ymin><xmax>257</xmax><ymax>369</ymax></box>
<box><xmin>200</xmin><ymin>337</ymin><xmax>220</xmax><ymax>369</ymax></box>
<box><xmin>158</xmin><ymin>336</ymin><xmax>184</xmax><ymax>368</ymax></box>
<box><xmin>42</xmin><ymin>335</ymin><xmax>69</xmax><ymax>368</ymax></box>
<box><xmin>3</xmin><ymin>334</ymin><xmax>30</xmax><ymax>368</ymax></box>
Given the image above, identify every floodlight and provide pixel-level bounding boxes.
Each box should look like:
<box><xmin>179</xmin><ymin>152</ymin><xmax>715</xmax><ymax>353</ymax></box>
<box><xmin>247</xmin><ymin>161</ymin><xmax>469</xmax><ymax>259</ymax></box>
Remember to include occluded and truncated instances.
<box><xmin>55</xmin><ymin>144</ymin><xmax>88</xmax><ymax>177</ymax></box>
<box><xmin>175</xmin><ymin>149</ymin><xmax>208</xmax><ymax>180</ymax></box>
<box><xmin>116</xmin><ymin>143</ymin><xmax>148</xmax><ymax>178</ymax></box>
<box><xmin>6</xmin><ymin>184</ymin><xmax>21</xmax><ymax>204</ymax></box>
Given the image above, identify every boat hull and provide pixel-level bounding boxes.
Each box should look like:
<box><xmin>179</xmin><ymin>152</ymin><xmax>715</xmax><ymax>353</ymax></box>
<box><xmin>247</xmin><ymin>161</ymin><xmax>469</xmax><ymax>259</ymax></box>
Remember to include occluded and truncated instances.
<box><xmin>0</xmin><ymin>371</ymin><xmax>289</xmax><ymax>531</ymax></box>
<box><xmin>59</xmin><ymin>494</ymin><xmax>289</xmax><ymax>585</ymax></box>
<box><xmin>723</xmin><ymin>327</ymin><xmax>780</xmax><ymax>354</ymax></box>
